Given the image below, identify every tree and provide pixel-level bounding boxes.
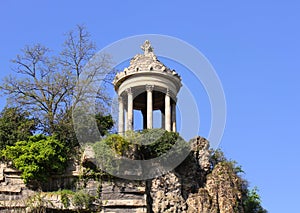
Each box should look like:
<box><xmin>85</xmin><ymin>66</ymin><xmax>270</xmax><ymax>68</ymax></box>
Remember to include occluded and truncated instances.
<box><xmin>71</xmin><ymin>107</ymin><xmax>114</xmax><ymax>146</ymax></box>
<box><xmin>0</xmin><ymin>25</ymin><xmax>115</xmax><ymax>147</ymax></box>
<box><xmin>95</xmin><ymin>113</ymin><xmax>114</xmax><ymax>136</ymax></box>
<box><xmin>243</xmin><ymin>187</ymin><xmax>268</xmax><ymax>213</ymax></box>
<box><xmin>0</xmin><ymin>107</ymin><xmax>37</xmax><ymax>150</ymax></box>
<box><xmin>1</xmin><ymin>134</ymin><xmax>68</xmax><ymax>184</ymax></box>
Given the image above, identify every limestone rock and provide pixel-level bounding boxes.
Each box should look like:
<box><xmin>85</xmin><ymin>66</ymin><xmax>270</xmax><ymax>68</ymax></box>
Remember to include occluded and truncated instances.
<box><xmin>150</xmin><ymin>172</ymin><xmax>187</xmax><ymax>213</ymax></box>
<box><xmin>190</xmin><ymin>136</ymin><xmax>211</xmax><ymax>172</ymax></box>
<box><xmin>81</xmin><ymin>145</ymin><xmax>96</xmax><ymax>165</ymax></box>
<box><xmin>186</xmin><ymin>188</ymin><xmax>212</xmax><ymax>213</ymax></box>
<box><xmin>205</xmin><ymin>162</ymin><xmax>244</xmax><ymax>213</ymax></box>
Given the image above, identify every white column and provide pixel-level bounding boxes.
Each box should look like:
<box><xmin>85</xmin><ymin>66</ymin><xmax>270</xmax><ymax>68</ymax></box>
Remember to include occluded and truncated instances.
<box><xmin>118</xmin><ymin>96</ymin><xmax>124</xmax><ymax>135</ymax></box>
<box><xmin>172</xmin><ymin>102</ymin><xmax>176</xmax><ymax>132</ymax></box>
<box><xmin>124</xmin><ymin>109</ymin><xmax>127</xmax><ymax>131</ymax></box>
<box><xmin>127</xmin><ymin>88</ymin><xmax>133</xmax><ymax>131</ymax></box>
<box><xmin>146</xmin><ymin>85</ymin><xmax>154</xmax><ymax>129</ymax></box>
<box><xmin>165</xmin><ymin>89</ymin><xmax>171</xmax><ymax>131</ymax></box>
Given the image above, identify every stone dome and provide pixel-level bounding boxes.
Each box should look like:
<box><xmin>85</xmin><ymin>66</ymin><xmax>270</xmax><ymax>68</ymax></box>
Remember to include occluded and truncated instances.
<box><xmin>113</xmin><ymin>40</ymin><xmax>182</xmax><ymax>99</ymax></box>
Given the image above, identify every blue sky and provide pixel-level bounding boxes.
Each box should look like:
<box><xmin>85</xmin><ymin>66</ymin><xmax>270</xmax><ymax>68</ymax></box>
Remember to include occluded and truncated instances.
<box><xmin>1</xmin><ymin>1</ymin><xmax>300</xmax><ymax>212</ymax></box>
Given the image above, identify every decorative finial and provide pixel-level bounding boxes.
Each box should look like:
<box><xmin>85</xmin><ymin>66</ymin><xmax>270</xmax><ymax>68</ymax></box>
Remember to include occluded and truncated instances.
<box><xmin>141</xmin><ymin>40</ymin><xmax>153</xmax><ymax>55</ymax></box>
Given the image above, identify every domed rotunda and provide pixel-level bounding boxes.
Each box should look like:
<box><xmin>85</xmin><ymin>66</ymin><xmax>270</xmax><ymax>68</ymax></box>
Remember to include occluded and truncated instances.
<box><xmin>113</xmin><ymin>40</ymin><xmax>182</xmax><ymax>134</ymax></box>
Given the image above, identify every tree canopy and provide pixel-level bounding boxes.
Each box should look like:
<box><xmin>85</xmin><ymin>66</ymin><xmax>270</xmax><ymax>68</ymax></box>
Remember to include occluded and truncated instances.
<box><xmin>0</xmin><ymin>25</ymin><xmax>115</xmax><ymax>148</ymax></box>
<box><xmin>0</xmin><ymin>107</ymin><xmax>37</xmax><ymax>149</ymax></box>
<box><xmin>0</xmin><ymin>25</ymin><xmax>115</xmax><ymax>185</ymax></box>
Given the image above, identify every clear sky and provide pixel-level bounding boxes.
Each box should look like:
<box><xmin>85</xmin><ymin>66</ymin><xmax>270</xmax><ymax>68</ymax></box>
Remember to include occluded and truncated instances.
<box><xmin>1</xmin><ymin>1</ymin><xmax>300</xmax><ymax>212</ymax></box>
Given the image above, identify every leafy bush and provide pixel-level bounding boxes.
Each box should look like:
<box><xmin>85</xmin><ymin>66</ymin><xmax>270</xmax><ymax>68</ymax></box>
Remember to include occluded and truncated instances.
<box><xmin>1</xmin><ymin>134</ymin><xmax>68</xmax><ymax>184</ymax></box>
<box><xmin>211</xmin><ymin>149</ymin><xmax>244</xmax><ymax>174</ymax></box>
<box><xmin>139</xmin><ymin>129</ymin><xmax>187</xmax><ymax>159</ymax></box>
<box><xmin>92</xmin><ymin>134</ymin><xmax>129</xmax><ymax>174</ymax></box>
<box><xmin>243</xmin><ymin>187</ymin><xmax>268</xmax><ymax>213</ymax></box>
<box><xmin>58</xmin><ymin>189</ymin><xmax>74</xmax><ymax>208</ymax></box>
<box><xmin>92</xmin><ymin>129</ymin><xmax>188</xmax><ymax>164</ymax></box>
<box><xmin>101</xmin><ymin>134</ymin><xmax>130</xmax><ymax>156</ymax></box>
<box><xmin>72</xmin><ymin>190</ymin><xmax>94</xmax><ymax>209</ymax></box>
<box><xmin>0</xmin><ymin>107</ymin><xmax>37</xmax><ymax>149</ymax></box>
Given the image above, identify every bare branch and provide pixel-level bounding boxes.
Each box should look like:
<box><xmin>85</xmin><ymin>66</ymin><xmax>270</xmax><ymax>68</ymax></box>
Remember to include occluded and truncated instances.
<box><xmin>1</xmin><ymin>25</ymin><xmax>112</xmax><ymax>135</ymax></box>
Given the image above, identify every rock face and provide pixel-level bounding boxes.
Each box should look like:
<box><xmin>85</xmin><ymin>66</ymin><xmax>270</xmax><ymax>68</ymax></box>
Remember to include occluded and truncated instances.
<box><xmin>150</xmin><ymin>172</ymin><xmax>187</xmax><ymax>212</ymax></box>
<box><xmin>148</xmin><ymin>136</ymin><xmax>245</xmax><ymax>213</ymax></box>
<box><xmin>0</xmin><ymin>163</ymin><xmax>35</xmax><ymax>208</ymax></box>
<box><xmin>0</xmin><ymin>136</ymin><xmax>248</xmax><ymax>212</ymax></box>
<box><xmin>150</xmin><ymin>137</ymin><xmax>243</xmax><ymax>213</ymax></box>
<box><xmin>205</xmin><ymin>163</ymin><xmax>244</xmax><ymax>213</ymax></box>
<box><xmin>100</xmin><ymin>179</ymin><xmax>147</xmax><ymax>213</ymax></box>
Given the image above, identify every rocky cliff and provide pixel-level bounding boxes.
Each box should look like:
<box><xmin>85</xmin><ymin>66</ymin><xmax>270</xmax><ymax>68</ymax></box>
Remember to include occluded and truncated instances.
<box><xmin>0</xmin><ymin>136</ymin><xmax>263</xmax><ymax>212</ymax></box>
<box><xmin>148</xmin><ymin>136</ymin><xmax>246</xmax><ymax>213</ymax></box>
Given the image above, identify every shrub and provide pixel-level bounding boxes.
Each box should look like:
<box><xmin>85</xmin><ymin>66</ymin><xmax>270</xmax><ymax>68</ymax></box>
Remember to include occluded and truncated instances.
<box><xmin>1</xmin><ymin>134</ymin><xmax>68</xmax><ymax>184</ymax></box>
<box><xmin>243</xmin><ymin>187</ymin><xmax>268</xmax><ymax>213</ymax></box>
<box><xmin>72</xmin><ymin>190</ymin><xmax>94</xmax><ymax>209</ymax></box>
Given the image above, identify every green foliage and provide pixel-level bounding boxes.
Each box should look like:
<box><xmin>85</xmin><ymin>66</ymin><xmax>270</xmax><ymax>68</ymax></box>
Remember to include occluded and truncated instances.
<box><xmin>210</xmin><ymin>149</ymin><xmax>227</xmax><ymax>166</ymax></box>
<box><xmin>0</xmin><ymin>107</ymin><xmax>37</xmax><ymax>150</ymax></box>
<box><xmin>1</xmin><ymin>134</ymin><xmax>68</xmax><ymax>184</ymax></box>
<box><xmin>211</xmin><ymin>149</ymin><xmax>244</xmax><ymax>174</ymax></box>
<box><xmin>58</xmin><ymin>189</ymin><xmax>74</xmax><ymax>208</ymax></box>
<box><xmin>92</xmin><ymin>134</ymin><xmax>129</xmax><ymax>173</ymax></box>
<box><xmin>92</xmin><ymin>141</ymin><xmax>116</xmax><ymax>174</ymax></box>
<box><xmin>243</xmin><ymin>187</ymin><xmax>268</xmax><ymax>213</ymax></box>
<box><xmin>92</xmin><ymin>129</ymin><xmax>188</xmax><ymax>170</ymax></box>
<box><xmin>73</xmin><ymin>106</ymin><xmax>114</xmax><ymax>146</ymax></box>
<box><xmin>231</xmin><ymin>161</ymin><xmax>244</xmax><ymax>174</ymax></box>
<box><xmin>139</xmin><ymin>129</ymin><xmax>186</xmax><ymax>159</ymax></box>
<box><xmin>95</xmin><ymin>114</ymin><xmax>114</xmax><ymax>136</ymax></box>
<box><xmin>72</xmin><ymin>190</ymin><xmax>95</xmax><ymax>210</ymax></box>
<box><xmin>91</xmin><ymin>129</ymin><xmax>188</xmax><ymax>177</ymax></box>
<box><xmin>26</xmin><ymin>192</ymin><xmax>54</xmax><ymax>212</ymax></box>
<box><xmin>52</xmin><ymin>109</ymin><xmax>80</xmax><ymax>151</ymax></box>
<box><xmin>102</xmin><ymin>134</ymin><xmax>130</xmax><ymax>155</ymax></box>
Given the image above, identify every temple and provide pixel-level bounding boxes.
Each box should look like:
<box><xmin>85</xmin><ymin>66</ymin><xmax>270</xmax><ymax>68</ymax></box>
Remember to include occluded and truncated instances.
<box><xmin>113</xmin><ymin>40</ymin><xmax>182</xmax><ymax>134</ymax></box>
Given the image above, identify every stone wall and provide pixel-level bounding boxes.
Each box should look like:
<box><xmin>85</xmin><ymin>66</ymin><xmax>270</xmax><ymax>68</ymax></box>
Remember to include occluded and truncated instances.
<box><xmin>100</xmin><ymin>179</ymin><xmax>147</xmax><ymax>213</ymax></box>
<box><xmin>0</xmin><ymin>163</ymin><xmax>35</xmax><ymax>211</ymax></box>
<box><xmin>0</xmin><ymin>162</ymin><xmax>148</xmax><ymax>212</ymax></box>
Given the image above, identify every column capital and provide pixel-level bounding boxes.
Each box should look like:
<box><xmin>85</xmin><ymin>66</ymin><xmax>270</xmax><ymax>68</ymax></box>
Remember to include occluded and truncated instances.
<box><xmin>166</xmin><ymin>88</ymin><xmax>170</xmax><ymax>96</ymax></box>
<box><xmin>126</xmin><ymin>87</ymin><xmax>132</xmax><ymax>95</ymax></box>
<box><xmin>146</xmin><ymin>84</ymin><xmax>154</xmax><ymax>92</ymax></box>
<box><xmin>118</xmin><ymin>96</ymin><xmax>123</xmax><ymax>102</ymax></box>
